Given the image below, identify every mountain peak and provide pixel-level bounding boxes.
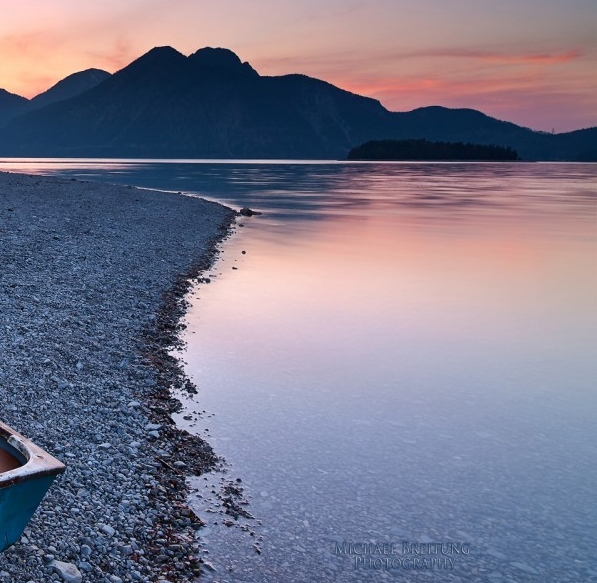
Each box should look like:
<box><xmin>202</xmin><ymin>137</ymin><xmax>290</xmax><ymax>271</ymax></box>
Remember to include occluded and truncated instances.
<box><xmin>116</xmin><ymin>46</ymin><xmax>188</xmax><ymax>81</ymax></box>
<box><xmin>147</xmin><ymin>45</ymin><xmax>184</xmax><ymax>57</ymax></box>
<box><xmin>130</xmin><ymin>46</ymin><xmax>186</xmax><ymax>68</ymax></box>
<box><xmin>31</xmin><ymin>68</ymin><xmax>111</xmax><ymax>109</ymax></box>
<box><xmin>190</xmin><ymin>47</ymin><xmax>241</xmax><ymax>67</ymax></box>
<box><xmin>189</xmin><ymin>47</ymin><xmax>258</xmax><ymax>76</ymax></box>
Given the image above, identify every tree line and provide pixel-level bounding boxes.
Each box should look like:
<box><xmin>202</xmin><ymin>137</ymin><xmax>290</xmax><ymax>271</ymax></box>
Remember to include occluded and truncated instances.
<box><xmin>347</xmin><ymin>139</ymin><xmax>519</xmax><ymax>161</ymax></box>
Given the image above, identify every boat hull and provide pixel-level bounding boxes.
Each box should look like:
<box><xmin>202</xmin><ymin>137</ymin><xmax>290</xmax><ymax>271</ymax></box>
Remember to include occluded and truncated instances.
<box><xmin>0</xmin><ymin>421</ymin><xmax>65</xmax><ymax>552</ymax></box>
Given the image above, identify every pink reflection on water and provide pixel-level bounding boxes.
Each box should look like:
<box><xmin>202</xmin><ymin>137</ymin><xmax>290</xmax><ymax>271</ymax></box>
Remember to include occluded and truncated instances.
<box><xmin>184</xmin><ymin>207</ymin><xmax>595</xmax><ymax>393</ymax></box>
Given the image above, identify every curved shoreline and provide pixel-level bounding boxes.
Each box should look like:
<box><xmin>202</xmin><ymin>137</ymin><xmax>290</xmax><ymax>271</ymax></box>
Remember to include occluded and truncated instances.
<box><xmin>0</xmin><ymin>171</ymin><xmax>236</xmax><ymax>582</ymax></box>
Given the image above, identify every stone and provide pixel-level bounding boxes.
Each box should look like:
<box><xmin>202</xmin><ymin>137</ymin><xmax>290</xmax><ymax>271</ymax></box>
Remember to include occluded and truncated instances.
<box><xmin>145</xmin><ymin>423</ymin><xmax>162</xmax><ymax>431</ymax></box>
<box><xmin>50</xmin><ymin>560</ymin><xmax>83</xmax><ymax>583</ymax></box>
<box><xmin>80</xmin><ymin>544</ymin><xmax>92</xmax><ymax>558</ymax></box>
<box><xmin>98</xmin><ymin>523</ymin><xmax>116</xmax><ymax>537</ymax></box>
<box><xmin>238</xmin><ymin>207</ymin><xmax>262</xmax><ymax>217</ymax></box>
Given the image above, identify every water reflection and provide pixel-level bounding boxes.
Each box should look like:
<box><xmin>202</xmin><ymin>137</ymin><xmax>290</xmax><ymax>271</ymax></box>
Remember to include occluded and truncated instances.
<box><xmin>1</xmin><ymin>159</ymin><xmax>595</xmax><ymax>225</ymax></box>
<box><xmin>171</xmin><ymin>163</ymin><xmax>596</xmax><ymax>582</ymax></box>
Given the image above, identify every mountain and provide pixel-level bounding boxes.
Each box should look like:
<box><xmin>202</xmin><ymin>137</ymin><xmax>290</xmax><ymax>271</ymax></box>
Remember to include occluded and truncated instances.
<box><xmin>0</xmin><ymin>68</ymin><xmax>111</xmax><ymax>127</ymax></box>
<box><xmin>29</xmin><ymin>68</ymin><xmax>111</xmax><ymax>109</ymax></box>
<box><xmin>0</xmin><ymin>46</ymin><xmax>594</xmax><ymax>160</ymax></box>
<box><xmin>0</xmin><ymin>89</ymin><xmax>28</xmax><ymax>127</ymax></box>
<box><xmin>385</xmin><ymin>107</ymin><xmax>597</xmax><ymax>161</ymax></box>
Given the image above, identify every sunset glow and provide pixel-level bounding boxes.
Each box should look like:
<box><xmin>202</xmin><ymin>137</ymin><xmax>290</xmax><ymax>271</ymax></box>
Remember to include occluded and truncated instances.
<box><xmin>0</xmin><ymin>0</ymin><xmax>595</xmax><ymax>132</ymax></box>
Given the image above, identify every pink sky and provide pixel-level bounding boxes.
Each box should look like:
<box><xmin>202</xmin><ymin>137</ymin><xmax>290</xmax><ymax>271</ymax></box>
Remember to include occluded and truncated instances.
<box><xmin>0</xmin><ymin>0</ymin><xmax>595</xmax><ymax>132</ymax></box>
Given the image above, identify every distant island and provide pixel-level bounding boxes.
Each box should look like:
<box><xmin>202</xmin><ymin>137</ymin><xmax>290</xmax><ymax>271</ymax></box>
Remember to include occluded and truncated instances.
<box><xmin>347</xmin><ymin>139</ymin><xmax>519</xmax><ymax>161</ymax></box>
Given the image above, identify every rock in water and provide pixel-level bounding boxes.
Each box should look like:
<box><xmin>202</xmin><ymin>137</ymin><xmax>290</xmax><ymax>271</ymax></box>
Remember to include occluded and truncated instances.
<box><xmin>239</xmin><ymin>207</ymin><xmax>262</xmax><ymax>217</ymax></box>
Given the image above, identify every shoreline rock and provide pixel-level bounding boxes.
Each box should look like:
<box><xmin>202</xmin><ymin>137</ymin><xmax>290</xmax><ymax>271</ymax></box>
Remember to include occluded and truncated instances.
<box><xmin>0</xmin><ymin>171</ymin><xmax>236</xmax><ymax>582</ymax></box>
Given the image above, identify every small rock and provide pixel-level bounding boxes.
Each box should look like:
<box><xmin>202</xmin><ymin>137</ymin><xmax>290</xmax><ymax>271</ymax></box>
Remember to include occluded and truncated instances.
<box><xmin>79</xmin><ymin>544</ymin><xmax>92</xmax><ymax>558</ymax></box>
<box><xmin>238</xmin><ymin>207</ymin><xmax>262</xmax><ymax>217</ymax></box>
<box><xmin>50</xmin><ymin>560</ymin><xmax>83</xmax><ymax>583</ymax></box>
<box><xmin>98</xmin><ymin>523</ymin><xmax>115</xmax><ymax>537</ymax></box>
<box><xmin>120</xmin><ymin>544</ymin><xmax>134</xmax><ymax>556</ymax></box>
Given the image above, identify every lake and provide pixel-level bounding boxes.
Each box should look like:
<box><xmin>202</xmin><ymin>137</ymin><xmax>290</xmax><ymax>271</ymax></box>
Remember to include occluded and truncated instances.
<box><xmin>2</xmin><ymin>159</ymin><xmax>596</xmax><ymax>582</ymax></box>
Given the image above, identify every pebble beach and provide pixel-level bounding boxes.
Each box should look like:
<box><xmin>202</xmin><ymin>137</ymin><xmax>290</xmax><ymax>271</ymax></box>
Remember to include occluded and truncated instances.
<box><xmin>0</xmin><ymin>172</ymin><xmax>235</xmax><ymax>582</ymax></box>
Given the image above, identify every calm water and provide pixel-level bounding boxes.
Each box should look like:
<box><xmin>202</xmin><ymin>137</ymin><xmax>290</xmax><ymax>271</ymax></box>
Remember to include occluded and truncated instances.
<box><xmin>2</xmin><ymin>159</ymin><xmax>596</xmax><ymax>582</ymax></box>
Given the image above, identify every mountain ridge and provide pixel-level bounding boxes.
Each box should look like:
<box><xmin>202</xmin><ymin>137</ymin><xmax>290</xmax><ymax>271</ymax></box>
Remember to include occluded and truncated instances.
<box><xmin>0</xmin><ymin>46</ymin><xmax>594</xmax><ymax>160</ymax></box>
<box><xmin>0</xmin><ymin>88</ymin><xmax>29</xmax><ymax>126</ymax></box>
<box><xmin>30</xmin><ymin>68</ymin><xmax>111</xmax><ymax>110</ymax></box>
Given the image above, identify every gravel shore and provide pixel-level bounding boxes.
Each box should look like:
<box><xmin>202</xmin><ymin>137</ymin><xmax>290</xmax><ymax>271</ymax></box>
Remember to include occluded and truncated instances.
<box><xmin>0</xmin><ymin>172</ymin><xmax>235</xmax><ymax>582</ymax></box>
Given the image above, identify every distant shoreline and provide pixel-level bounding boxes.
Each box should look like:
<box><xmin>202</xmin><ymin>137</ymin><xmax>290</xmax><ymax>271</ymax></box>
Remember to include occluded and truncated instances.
<box><xmin>347</xmin><ymin>139</ymin><xmax>520</xmax><ymax>161</ymax></box>
<box><xmin>0</xmin><ymin>171</ymin><xmax>235</xmax><ymax>582</ymax></box>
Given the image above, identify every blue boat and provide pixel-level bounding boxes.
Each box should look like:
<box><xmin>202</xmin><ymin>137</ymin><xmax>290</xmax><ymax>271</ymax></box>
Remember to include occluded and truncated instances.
<box><xmin>0</xmin><ymin>421</ymin><xmax>65</xmax><ymax>552</ymax></box>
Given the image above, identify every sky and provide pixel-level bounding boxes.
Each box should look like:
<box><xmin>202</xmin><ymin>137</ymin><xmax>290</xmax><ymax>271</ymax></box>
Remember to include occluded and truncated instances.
<box><xmin>0</xmin><ymin>0</ymin><xmax>595</xmax><ymax>133</ymax></box>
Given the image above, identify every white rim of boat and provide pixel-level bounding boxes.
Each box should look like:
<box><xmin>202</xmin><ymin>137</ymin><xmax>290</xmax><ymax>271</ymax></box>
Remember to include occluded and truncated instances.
<box><xmin>0</xmin><ymin>421</ymin><xmax>65</xmax><ymax>488</ymax></box>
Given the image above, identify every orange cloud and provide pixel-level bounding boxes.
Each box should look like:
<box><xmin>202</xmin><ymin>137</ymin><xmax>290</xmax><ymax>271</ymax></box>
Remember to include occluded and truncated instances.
<box><xmin>399</xmin><ymin>47</ymin><xmax>584</xmax><ymax>66</ymax></box>
<box><xmin>486</xmin><ymin>50</ymin><xmax>582</xmax><ymax>65</ymax></box>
